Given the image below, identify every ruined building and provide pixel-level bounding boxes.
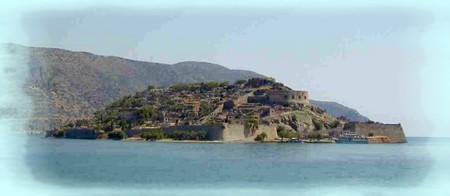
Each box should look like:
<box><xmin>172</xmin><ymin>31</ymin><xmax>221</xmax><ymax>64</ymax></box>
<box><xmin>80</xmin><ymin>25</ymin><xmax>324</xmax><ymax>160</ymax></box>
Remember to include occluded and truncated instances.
<box><xmin>248</xmin><ymin>90</ymin><xmax>309</xmax><ymax>105</ymax></box>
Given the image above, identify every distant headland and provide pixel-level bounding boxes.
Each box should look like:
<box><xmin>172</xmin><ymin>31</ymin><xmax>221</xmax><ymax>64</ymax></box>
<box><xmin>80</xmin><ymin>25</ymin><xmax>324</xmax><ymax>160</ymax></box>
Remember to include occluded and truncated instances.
<box><xmin>46</xmin><ymin>77</ymin><xmax>407</xmax><ymax>143</ymax></box>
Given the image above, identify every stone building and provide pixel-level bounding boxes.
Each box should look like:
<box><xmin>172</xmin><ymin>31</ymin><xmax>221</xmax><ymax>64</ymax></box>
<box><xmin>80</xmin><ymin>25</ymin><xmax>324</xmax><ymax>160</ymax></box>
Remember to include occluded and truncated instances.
<box><xmin>248</xmin><ymin>90</ymin><xmax>309</xmax><ymax>105</ymax></box>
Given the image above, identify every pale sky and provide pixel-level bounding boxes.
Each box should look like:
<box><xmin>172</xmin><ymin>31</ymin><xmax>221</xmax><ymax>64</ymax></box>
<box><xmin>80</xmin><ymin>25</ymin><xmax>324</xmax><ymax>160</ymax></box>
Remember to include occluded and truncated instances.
<box><xmin>2</xmin><ymin>0</ymin><xmax>450</xmax><ymax>137</ymax></box>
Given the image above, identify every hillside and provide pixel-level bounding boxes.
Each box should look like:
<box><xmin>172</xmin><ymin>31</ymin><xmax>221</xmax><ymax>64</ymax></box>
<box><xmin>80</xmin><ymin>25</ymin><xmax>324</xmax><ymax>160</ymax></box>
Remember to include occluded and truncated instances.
<box><xmin>50</xmin><ymin>78</ymin><xmax>341</xmax><ymax>141</ymax></box>
<box><xmin>310</xmin><ymin>100</ymin><xmax>370</xmax><ymax>122</ymax></box>
<box><xmin>5</xmin><ymin>44</ymin><xmax>263</xmax><ymax>131</ymax></box>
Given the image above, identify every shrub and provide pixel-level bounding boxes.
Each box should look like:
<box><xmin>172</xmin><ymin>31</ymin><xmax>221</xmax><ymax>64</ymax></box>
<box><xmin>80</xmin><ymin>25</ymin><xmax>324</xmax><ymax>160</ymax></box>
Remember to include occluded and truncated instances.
<box><xmin>312</xmin><ymin>119</ymin><xmax>324</xmax><ymax>131</ymax></box>
<box><xmin>254</xmin><ymin>132</ymin><xmax>268</xmax><ymax>142</ymax></box>
<box><xmin>137</xmin><ymin>105</ymin><xmax>154</xmax><ymax>119</ymax></box>
<box><xmin>291</xmin><ymin>115</ymin><xmax>298</xmax><ymax>122</ymax></box>
<box><xmin>167</xmin><ymin>131</ymin><xmax>207</xmax><ymax>140</ymax></box>
<box><xmin>244</xmin><ymin>118</ymin><xmax>259</xmax><ymax>129</ymax></box>
<box><xmin>108</xmin><ymin>131</ymin><xmax>127</xmax><ymax>140</ymax></box>
<box><xmin>140</xmin><ymin>131</ymin><xmax>164</xmax><ymax>141</ymax></box>
<box><xmin>199</xmin><ymin>102</ymin><xmax>215</xmax><ymax>117</ymax></box>
<box><xmin>235</xmin><ymin>79</ymin><xmax>247</xmax><ymax>84</ymax></box>
<box><xmin>307</xmin><ymin>133</ymin><xmax>323</xmax><ymax>141</ymax></box>
<box><xmin>368</xmin><ymin>133</ymin><xmax>374</xmax><ymax>137</ymax></box>
<box><xmin>118</xmin><ymin>120</ymin><xmax>129</xmax><ymax>130</ymax></box>
<box><xmin>294</xmin><ymin>132</ymin><xmax>302</xmax><ymax>140</ymax></box>
<box><xmin>331</xmin><ymin>120</ymin><xmax>341</xmax><ymax>128</ymax></box>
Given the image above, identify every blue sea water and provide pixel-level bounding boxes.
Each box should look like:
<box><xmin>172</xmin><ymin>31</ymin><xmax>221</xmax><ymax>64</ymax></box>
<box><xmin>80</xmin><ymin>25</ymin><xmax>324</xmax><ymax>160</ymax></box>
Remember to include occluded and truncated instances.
<box><xmin>4</xmin><ymin>136</ymin><xmax>449</xmax><ymax>195</ymax></box>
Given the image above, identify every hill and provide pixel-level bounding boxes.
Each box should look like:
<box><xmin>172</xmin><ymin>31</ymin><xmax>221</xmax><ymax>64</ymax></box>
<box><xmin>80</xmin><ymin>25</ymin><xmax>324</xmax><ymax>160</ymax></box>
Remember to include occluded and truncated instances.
<box><xmin>49</xmin><ymin>78</ymin><xmax>342</xmax><ymax>141</ymax></box>
<box><xmin>5</xmin><ymin>44</ymin><xmax>263</xmax><ymax>131</ymax></box>
<box><xmin>309</xmin><ymin>100</ymin><xmax>370</xmax><ymax>122</ymax></box>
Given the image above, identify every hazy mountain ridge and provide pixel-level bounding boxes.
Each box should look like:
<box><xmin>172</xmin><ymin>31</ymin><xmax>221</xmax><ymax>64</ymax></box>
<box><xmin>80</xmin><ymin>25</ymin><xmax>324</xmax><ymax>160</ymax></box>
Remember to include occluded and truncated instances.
<box><xmin>310</xmin><ymin>100</ymin><xmax>370</xmax><ymax>122</ymax></box>
<box><xmin>6</xmin><ymin>44</ymin><xmax>264</xmax><ymax>131</ymax></box>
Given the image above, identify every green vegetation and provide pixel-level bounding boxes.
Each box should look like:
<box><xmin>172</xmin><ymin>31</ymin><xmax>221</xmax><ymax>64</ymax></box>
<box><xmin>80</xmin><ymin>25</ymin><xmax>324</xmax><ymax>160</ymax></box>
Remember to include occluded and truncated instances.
<box><xmin>136</xmin><ymin>105</ymin><xmax>154</xmax><ymax>119</ymax></box>
<box><xmin>331</xmin><ymin>120</ymin><xmax>341</xmax><ymax>128</ymax></box>
<box><xmin>170</xmin><ymin>82</ymin><xmax>229</xmax><ymax>92</ymax></box>
<box><xmin>108</xmin><ymin>131</ymin><xmax>127</xmax><ymax>140</ymax></box>
<box><xmin>312</xmin><ymin>119</ymin><xmax>324</xmax><ymax>131</ymax></box>
<box><xmin>235</xmin><ymin>79</ymin><xmax>247</xmax><ymax>84</ymax></box>
<box><xmin>277</xmin><ymin>126</ymin><xmax>289</xmax><ymax>142</ymax></box>
<box><xmin>140</xmin><ymin>131</ymin><xmax>164</xmax><ymax>141</ymax></box>
<box><xmin>244</xmin><ymin>118</ymin><xmax>259</xmax><ymax>129</ymax></box>
<box><xmin>199</xmin><ymin>102</ymin><xmax>215</xmax><ymax>117</ymax></box>
<box><xmin>368</xmin><ymin>133</ymin><xmax>374</xmax><ymax>137</ymax></box>
<box><xmin>307</xmin><ymin>133</ymin><xmax>323</xmax><ymax>141</ymax></box>
<box><xmin>254</xmin><ymin>132</ymin><xmax>268</xmax><ymax>142</ymax></box>
<box><xmin>206</xmin><ymin>119</ymin><xmax>218</xmax><ymax>125</ymax></box>
<box><xmin>167</xmin><ymin>131</ymin><xmax>207</xmax><ymax>141</ymax></box>
<box><xmin>293</xmin><ymin>132</ymin><xmax>302</xmax><ymax>141</ymax></box>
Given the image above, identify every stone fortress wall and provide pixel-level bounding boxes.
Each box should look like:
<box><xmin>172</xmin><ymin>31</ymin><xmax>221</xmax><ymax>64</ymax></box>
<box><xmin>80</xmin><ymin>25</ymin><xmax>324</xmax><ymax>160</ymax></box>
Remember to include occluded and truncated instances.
<box><xmin>346</xmin><ymin>122</ymin><xmax>407</xmax><ymax>143</ymax></box>
<box><xmin>127</xmin><ymin>123</ymin><xmax>279</xmax><ymax>142</ymax></box>
<box><xmin>266</xmin><ymin>90</ymin><xmax>309</xmax><ymax>104</ymax></box>
<box><xmin>248</xmin><ymin>90</ymin><xmax>309</xmax><ymax>105</ymax></box>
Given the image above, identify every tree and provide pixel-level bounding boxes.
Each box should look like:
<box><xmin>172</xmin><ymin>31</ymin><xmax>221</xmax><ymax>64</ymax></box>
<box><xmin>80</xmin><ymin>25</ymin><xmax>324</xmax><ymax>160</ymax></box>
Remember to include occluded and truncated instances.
<box><xmin>368</xmin><ymin>133</ymin><xmax>374</xmax><ymax>137</ymax></box>
<box><xmin>255</xmin><ymin>132</ymin><xmax>268</xmax><ymax>142</ymax></box>
<box><xmin>137</xmin><ymin>105</ymin><xmax>154</xmax><ymax>119</ymax></box>
<box><xmin>140</xmin><ymin>131</ymin><xmax>164</xmax><ymax>141</ymax></box>
<box><xmin>331</xmin><ymin>120</ymin><xmax>341</xmax><ymax>128</ymax></box>
<box><xmin>108</xmin><ymin>131</ymin><xmax>127</xmax><ymax>140</ymax></box>
<box><xmin>277</xmin><ymin>126</ymin><xmax>290</xmax><ymax>142</ymax></box>
<box><xmin>307</xmin><ymin>133</ymin><xmax>323</xmax><ymax>141</ymax></box>
<box><xmin>118</xmin><ymin>120</ymin><xmax>128</xmax><ymax>130</ymax></box>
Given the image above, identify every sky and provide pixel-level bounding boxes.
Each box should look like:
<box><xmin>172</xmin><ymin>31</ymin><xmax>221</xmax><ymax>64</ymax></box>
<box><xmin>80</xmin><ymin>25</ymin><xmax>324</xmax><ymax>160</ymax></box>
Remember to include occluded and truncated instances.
<box><xmin>2</xmin><ymin>0</ymin><xmax>450</xmax><ymax>137</ymax></box>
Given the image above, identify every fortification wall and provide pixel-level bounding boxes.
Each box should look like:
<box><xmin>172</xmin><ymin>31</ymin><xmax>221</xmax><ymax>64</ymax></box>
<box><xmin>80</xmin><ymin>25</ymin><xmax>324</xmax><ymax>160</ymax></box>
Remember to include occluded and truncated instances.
<box><xmin>129</xmin><ymin>125</ymin><xmax>225</xmax><ymax>140</ymax></box>
<box><xmin>350</xmin><ymin>123</ymin><xmax>407</xmax><ymax>143</ymax></box>
<box><xmin>129</xmin><ymin>123</ymin><xmax>279</xmax><ymax>142</ymax></box>
<box><xmin>222</xmin><ymin>124</ymin><xmax>248</xmax><ymax>141</ymax></box>
<box><xmin>222</xmin><ymin>123</ymin><xmax>278</xmax><ymax>141</ymax></box>
<box><xmin>267</xmin><ymin>90</ymin><xmax>309</xmax><ymax>104</ymax></box>
<box><xmin>163</xmin><ymin>125</ymin><xmax>224</xmax><ymax>140</ymax></box>
<box><xmin>126</xmin><ymin>127</ymin><xmax>161</xmax><ymax>137</ymax></box>
<box><xmin>65</xmin><ymin>128</ymin><xmax>97</xmax><ymax>139</ymax></box>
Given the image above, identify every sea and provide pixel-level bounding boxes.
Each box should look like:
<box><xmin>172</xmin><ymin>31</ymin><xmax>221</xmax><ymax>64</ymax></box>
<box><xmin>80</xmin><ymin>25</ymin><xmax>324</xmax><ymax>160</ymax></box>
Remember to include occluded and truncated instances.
<box><xmin>2</xmin><ymin>135</ymin><xmax>450</xmax><ymax>196</ymax></box>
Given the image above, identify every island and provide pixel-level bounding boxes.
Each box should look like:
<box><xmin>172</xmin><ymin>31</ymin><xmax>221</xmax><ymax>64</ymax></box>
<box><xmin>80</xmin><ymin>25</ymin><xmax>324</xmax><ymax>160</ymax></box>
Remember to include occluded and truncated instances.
<box><xmin>46</xmin><ymin>77</ymin><xmax>407</xmax><ymax>143</ymax></box>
